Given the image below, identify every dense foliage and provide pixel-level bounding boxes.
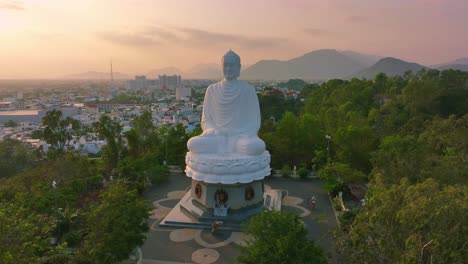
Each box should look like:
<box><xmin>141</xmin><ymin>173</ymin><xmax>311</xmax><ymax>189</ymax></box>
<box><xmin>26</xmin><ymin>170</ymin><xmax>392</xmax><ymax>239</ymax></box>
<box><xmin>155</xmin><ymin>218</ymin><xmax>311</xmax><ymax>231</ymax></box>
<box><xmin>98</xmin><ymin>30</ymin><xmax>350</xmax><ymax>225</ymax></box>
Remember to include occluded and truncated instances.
<box><xmin>73</xmin><ymin>181</ymin><xmax>150</xmax><ymax>264</ymax></box>
<box><xmin>0</xmin><ymin>139</ymin><xmax>35</xmax><ymax>178</ymax></box>
<box><xmin>0</xmin><ymin>110</ymin><xmax>178</xmax><ymax>263</ymax></box>
<box><xmin>43</xmin><ymin>109</ymin><xmax>80</xmax><ymax>154</ymax></box>
<box><xmin>238</xmin><ymin>210</ymin><xmax>326</xmax><ymax>264</ymax></box>
<box><xmin>258</xmin><ymin>69</ymin><xmax>467</xmax><ymax>262</ymax></box>
<box><xmin>337</xmin><ymin>178</ymin><xmax>467</xmax><ymax>263</ymax></box>
<box><xmin>276</xmin><ymin>78</ymin><xmax>308</xmax><ymax>91</ymax></box>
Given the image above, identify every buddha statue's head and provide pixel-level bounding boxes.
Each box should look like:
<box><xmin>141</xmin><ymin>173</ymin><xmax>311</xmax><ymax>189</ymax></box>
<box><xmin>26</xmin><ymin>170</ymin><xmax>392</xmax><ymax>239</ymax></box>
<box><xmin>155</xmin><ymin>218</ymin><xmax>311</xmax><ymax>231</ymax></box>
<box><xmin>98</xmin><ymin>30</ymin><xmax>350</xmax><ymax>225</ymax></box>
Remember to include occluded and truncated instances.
<box><xmin>222</xmin><ymin>50</ymin><xmax>241</xmax><ymax>80</ymax></box>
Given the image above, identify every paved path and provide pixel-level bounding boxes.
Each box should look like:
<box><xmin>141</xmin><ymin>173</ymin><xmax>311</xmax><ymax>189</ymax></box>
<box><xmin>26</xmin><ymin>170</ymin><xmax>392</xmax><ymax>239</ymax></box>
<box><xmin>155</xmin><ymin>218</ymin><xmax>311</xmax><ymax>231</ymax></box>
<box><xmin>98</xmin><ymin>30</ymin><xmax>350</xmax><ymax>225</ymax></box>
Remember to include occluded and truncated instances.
<box><xmin>141</xmin><ymin>174</ymin><xmax>338</xmax><ymax>264</ymax></box>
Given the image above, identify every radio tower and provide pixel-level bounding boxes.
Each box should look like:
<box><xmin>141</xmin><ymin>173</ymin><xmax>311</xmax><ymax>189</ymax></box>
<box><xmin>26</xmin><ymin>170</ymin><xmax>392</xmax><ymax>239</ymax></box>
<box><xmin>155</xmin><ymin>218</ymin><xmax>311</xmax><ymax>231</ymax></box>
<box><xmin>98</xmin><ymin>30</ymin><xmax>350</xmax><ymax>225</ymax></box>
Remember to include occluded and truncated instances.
<box><xmin>110</xmin><ymin>60</ymin><xmax>114</xmax><ymax>82</ymax></box>
<box><xmin>110</xmin><ymin>60</ymin><xmax>117</xmax><ymax>95</ymax></box>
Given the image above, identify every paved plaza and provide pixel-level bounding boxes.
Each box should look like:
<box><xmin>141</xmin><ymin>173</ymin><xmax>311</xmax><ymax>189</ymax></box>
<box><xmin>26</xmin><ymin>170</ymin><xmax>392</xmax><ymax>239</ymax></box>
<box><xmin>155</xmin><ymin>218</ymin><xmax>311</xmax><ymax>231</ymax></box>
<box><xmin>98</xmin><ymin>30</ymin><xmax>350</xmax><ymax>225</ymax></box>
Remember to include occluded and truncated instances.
<box><xmin>141</xmin><ymin>174</ymin><xmax>338</xmax><ymax>264</ymax></box>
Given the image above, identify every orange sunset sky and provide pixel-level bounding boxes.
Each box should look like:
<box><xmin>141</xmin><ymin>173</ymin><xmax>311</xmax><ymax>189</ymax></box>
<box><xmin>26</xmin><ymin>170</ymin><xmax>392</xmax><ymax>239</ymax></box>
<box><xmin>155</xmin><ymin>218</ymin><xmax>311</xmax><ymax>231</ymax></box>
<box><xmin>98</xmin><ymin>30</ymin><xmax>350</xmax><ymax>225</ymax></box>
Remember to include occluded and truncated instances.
<box><xmin>1</xmin><ymin>0</ymin><xmax>467</xmax><ymax>79</ymax></box>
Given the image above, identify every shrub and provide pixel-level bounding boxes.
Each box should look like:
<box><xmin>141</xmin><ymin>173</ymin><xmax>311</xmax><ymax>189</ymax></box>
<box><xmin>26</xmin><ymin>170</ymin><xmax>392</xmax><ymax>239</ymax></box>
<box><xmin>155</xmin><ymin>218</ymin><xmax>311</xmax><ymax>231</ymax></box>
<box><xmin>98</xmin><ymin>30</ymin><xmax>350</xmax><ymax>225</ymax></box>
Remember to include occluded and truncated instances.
<box><xmin>334</xmin><ymin>204</ymin><xmax>342</xmax><ymax>211</ymax></box>
<box><xmin>298</xmin><ymin>167</ymin><xmax>309</xmax><ymax>178</ymax></box>
<box><xmin>63</xmin><ymin>230</ymin><xmax>81</xmax><ymax>247</ymax></box>
<box><xmin>340</xmin><ymin>208</ymin><xmax>359</xmax><ymax>229</ymax></box>
<box><xmin>281</xmin><ymin>165</ymin><xmax>291</xmax><ymax>178</ymax></box>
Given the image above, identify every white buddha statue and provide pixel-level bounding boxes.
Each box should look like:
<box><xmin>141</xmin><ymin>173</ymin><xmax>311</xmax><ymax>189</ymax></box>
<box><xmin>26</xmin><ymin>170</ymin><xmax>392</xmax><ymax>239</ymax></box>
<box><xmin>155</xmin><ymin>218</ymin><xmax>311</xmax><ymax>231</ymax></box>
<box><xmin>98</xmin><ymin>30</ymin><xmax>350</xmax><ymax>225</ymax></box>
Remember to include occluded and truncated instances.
<box><xmin>187</xmin><ymin>50</ymin><xmax>266</xmax><ymax>155</ymax></box>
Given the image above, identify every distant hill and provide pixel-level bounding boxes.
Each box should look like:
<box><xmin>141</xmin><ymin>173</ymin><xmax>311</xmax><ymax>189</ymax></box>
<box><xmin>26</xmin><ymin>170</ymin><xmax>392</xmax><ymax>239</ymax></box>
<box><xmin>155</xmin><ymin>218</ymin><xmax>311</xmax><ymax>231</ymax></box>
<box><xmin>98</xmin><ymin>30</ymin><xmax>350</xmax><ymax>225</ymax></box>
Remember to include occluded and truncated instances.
<box><xmin>185</xmin><ymin>63</ymin><xmax>221</xmax><ymax>79</ymax></box>
<box><xmin>436</xmin><ymin>57</ymin><xmax>468</xmax><ymax>66</ymax></box>
<box><xmin>436</xmin><ymin>64</ymin><xmax>468</xmax><ymax>72</ymax></box>
<box><xmin>341</xmin><ymin>50</ymin><xmax>382</xmax><ymax>67</ymax></box>
<box><xmin>430</xmin><ymin>57</ymin><xmax>468</xmax><ymax>72</ymax></box>
<box><xmin>64</xmin><ymin>71</ymin><xmax>130</xmax><ymax>79</ymax></box>
<box><xmin>449</xmin><ymin>57</ymin><xmax>468</xmax><ymax>65</ymax></box>
<box><xmin>146</xmin><ymin>67</ymin><xmax>184</xmax><ymax>77</ymax></box>
<box><xmin>351</xmin><ymin>57</ymin><xmax>427</xmax><ymax>79</ymax></box>
<box><xmin>241</xmin><ymin>49</ymin><xmax>371</xmax><ymax>80</ymax></box>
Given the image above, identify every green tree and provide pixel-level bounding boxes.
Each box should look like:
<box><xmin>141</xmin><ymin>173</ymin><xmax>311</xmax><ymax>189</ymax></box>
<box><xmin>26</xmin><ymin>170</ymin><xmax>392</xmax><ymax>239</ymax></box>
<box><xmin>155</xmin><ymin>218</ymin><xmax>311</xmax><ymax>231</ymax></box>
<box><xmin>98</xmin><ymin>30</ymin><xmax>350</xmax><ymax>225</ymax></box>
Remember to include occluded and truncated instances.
<box><xmin>258</xmin><ymin>94</ymin><xmax>302</xmax><ymax>124</ymax></box>
<box><xmin>124</xmin><ymin>111</ymin><xmax>157</xmax><ymax>157</ymax></box>
<box><xmin>265</xmin><ymin>111</ymin><xmax>298</xmax><ymax>167</ymax></box>
<box><xmin>94</xmin><ymin>114</ymin><xmax>124</xmax><ymax>172</ymax></box>
<box><xmin>0</xmin><ymin>202</ymin><xmax>53</xmax><ymax>264</ymax></box>
<box><xmin>338</xmin><ymin>178</ymin><xmax>467</xmax><ymax>263</ymax></box>
<box><xmin>4</xmin><ymin>120</ymin><xmax>18</xmax><ymax>127</ymax></box>
<box><xmin>300</xmin><ymin>83</ymin><xmax>320</xmax><ymax>98</ymax></box>
<box><xmin>334</xmin><ymin>125</ymin><xmax>377</xmax><ymax>173</ymax></box>
<box><xmin>402</xmin><ymin>79</ymin><xmax>442</xmax><ymax>116</ymax></box>
<box><xmin>118</xmin><ymin>152</ymin><xmax>170</xmax><ymax>193</ymax></box>
<box><xmin>30</xmin><ymin>129</ymin><xmax>44</xmax><ymax>139</ymax></box>
<box><xmin>0</xmin><ymin>139</ymin><xmax>34</xmax><ymax>178</ymax></box>
<box><xmin>318</xmin><ymin>162</ymin><xmax>367</xmax><ymax>194</ymax></box>
<box><xmin>42</xmin><ymin>110</ymin><xmax>79</xmax><ymax>153</ymax></box>
<box><xmin>74</xmin><ymin>180</ymin><xmax>150</xmax><ymax>264</ymax></box>
<box><xmin>54</xmin><ymin>205</ymin><xmax>81</xmax><ymax>245</ymax></box>
<box><xmin>0</xmin><ymin>153</ymin><xmax>100</xmax><ymax>209</ymax></box>
<box><xmin>277</xmin><ymin>78</ymin><xmax>308</xmax><ymax>91</ymax></box>
<box><xmin>371</xmin><ymin>135</ymin><xmax>426</xmax><ymax>184</ymax></box>
<box><xmin>371</xmin><ymin>115</ymin><xmax>467</xmax><ymax>186</ymax></box>
<box><xmin>159</xmin><ymin>124</ymin><xmax>189</xmax><ymax>166</ymax></box>
<box><xmin>238</xmin><ymin>210</ymin><xmax>326</xmax><ymax>264</ymax></box>
<box><xmin>263</xmin><ymin>112</ymin><xmax>324</xmax><ymax>168</ymax></box>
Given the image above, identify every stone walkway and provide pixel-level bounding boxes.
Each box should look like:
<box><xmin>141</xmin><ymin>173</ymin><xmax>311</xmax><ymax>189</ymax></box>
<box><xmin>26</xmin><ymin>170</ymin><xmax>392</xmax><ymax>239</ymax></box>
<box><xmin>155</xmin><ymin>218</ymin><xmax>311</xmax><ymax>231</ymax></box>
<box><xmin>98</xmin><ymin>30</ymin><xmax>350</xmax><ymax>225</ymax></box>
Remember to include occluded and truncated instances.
<box><xmin>141</xmin><ymin>175</ymin><xmax>338</xmax><ymax>264</ymax></box>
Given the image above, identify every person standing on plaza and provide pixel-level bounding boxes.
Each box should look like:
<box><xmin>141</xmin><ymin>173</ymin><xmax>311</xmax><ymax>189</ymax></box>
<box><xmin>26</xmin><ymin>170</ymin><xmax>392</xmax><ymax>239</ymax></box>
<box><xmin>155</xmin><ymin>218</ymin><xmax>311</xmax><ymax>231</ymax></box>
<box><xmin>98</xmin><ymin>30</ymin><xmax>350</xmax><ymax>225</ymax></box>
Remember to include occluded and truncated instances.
<box><xmin>311</xmin><ymin>196</ymin><xmax>316</xmax><ymax>209</ymax></box>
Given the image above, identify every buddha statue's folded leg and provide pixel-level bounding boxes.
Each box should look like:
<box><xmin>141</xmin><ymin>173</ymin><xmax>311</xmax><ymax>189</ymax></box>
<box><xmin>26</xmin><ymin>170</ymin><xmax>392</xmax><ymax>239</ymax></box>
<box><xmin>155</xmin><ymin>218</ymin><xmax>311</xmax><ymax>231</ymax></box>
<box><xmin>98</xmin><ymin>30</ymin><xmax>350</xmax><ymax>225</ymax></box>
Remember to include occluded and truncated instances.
<box><xmin>235</xmin><ymin>135</ymin><xmax>266</xmax><ymax>155</ymax></box>
<box><xmin>187</xmin><ymin>135</ymin><xmax>218</xmax><ymax>153</ymax></box>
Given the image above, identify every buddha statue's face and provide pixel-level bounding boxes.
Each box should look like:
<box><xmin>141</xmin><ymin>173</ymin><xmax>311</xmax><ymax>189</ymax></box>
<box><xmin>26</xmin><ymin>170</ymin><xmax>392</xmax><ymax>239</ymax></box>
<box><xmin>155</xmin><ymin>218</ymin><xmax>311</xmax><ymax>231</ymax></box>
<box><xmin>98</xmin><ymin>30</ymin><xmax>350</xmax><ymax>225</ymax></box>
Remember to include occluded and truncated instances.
<box><xmin>222</xmin><ymin>50</ymin><xmax>241</xmax><ymax>80</ymax></box>
<box><xmin>223</xmin><ymin>61</ymin><xmax>241</xmax><ymax>80</ymax></box>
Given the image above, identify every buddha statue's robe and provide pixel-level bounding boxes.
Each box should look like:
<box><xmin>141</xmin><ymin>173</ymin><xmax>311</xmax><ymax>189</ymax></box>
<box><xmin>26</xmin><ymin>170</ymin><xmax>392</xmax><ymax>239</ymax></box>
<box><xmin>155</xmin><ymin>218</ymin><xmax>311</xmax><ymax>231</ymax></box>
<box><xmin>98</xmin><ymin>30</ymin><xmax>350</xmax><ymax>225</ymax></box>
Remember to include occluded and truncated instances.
<box><xmin>187</xmin><ymin>79</ymin><xmax>265</xmax><ymax>155</ymax></box>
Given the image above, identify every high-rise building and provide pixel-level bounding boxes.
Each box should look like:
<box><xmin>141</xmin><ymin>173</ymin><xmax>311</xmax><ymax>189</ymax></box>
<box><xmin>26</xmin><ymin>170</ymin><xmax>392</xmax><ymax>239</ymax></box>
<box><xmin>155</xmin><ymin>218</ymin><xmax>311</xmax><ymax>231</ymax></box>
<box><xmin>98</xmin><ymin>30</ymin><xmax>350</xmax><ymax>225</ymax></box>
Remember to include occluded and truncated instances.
<box><xmin>159</xmin><ymin>74</ymin><xmax>181</xmax><ymax>89</ymax></box>
<box><xmin>135</xmin><ymin>75</ymin><xmax>147</xmax><ymax>89</ymax></box>
<box><xmin>126</xmin><ymin>75</ymin><xmax>147</xmax><ymax>90</ymax></box>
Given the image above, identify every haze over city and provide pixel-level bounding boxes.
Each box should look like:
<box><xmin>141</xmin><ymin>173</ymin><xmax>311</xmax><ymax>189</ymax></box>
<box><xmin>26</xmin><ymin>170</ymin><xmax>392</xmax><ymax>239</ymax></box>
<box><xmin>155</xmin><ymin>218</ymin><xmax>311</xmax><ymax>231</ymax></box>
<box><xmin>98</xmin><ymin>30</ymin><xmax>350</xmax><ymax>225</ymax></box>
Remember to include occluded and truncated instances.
<box><xmin>1</xmin><ymin>0</ymin><xmax>468</xmax><ymax>79</ymax></box>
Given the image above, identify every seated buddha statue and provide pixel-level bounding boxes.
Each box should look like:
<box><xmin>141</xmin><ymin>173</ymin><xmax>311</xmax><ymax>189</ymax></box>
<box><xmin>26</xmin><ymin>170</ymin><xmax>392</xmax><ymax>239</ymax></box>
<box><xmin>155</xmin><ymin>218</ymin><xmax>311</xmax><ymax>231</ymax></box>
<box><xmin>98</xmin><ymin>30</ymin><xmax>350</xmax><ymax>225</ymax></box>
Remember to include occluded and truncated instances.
<box><xmin>187</xmin><ymin>50</ymin><xmax>266</xmax><ymax>155</ymax></box>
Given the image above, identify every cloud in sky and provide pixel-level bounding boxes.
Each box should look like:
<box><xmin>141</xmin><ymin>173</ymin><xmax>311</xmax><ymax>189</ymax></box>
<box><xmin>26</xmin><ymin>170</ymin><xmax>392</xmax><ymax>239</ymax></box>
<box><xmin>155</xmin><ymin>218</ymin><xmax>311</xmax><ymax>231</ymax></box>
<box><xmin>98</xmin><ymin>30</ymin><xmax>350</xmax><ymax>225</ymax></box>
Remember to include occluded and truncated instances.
<box><xmin>99</xmin><ymin>26</ymin><xmax>286</xmax><ymax>50</ymax></box>
<box><xmin>175</xmin><ymin>28</ymin><xmax>287</xmax><ymax>49</ymax></box>
<box><xmin>0</xmin><ymin>0</ymin><xmax>24</xmax><ymax>10</ymax></box>
<box><xmin>143</xmin><ymin>26</ymin><xmax>180</xmax><ymax>42</ymax></box>
<box><xmin>97</xmin><ymin>31</ymin><xmax>161</xmax><ymax>47</ymax></box>
<box><xmin>303</xmin><ymin>28</ymin><xmax>331</xmax><ymax>37</ymax></box>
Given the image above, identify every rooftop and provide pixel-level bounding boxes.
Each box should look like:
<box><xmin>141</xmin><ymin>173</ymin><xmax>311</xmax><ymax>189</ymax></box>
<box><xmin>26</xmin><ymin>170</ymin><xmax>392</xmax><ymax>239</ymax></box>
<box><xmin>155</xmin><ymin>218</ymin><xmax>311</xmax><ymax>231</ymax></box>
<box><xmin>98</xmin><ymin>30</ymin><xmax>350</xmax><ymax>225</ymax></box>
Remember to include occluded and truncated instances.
<box><xmin>0</xmin><ymin>110</ymin><xmax>40</xmax><ymax>116</ymax></box>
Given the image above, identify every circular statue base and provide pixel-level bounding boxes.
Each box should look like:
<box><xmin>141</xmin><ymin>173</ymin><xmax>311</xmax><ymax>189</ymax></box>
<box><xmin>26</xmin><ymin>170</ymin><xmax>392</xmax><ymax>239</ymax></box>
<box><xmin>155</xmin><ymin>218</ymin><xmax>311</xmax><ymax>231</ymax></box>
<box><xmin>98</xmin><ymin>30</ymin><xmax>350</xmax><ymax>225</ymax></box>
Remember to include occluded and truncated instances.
<box><xmin>181</xmin><ymin>151</ymin><xmax>270</xmax><ymax>222</ymax></box>
<box><xmin>185</xmin><ymin>151</ymin><xmax>271</xmax><ymax>184</ymax></box>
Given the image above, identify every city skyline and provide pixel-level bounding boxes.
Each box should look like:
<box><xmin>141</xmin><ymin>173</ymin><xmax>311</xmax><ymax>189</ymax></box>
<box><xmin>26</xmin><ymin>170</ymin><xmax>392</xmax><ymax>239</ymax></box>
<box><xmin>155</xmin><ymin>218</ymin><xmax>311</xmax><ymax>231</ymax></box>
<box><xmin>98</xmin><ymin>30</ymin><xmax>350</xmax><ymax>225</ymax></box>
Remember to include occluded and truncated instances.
<box><xmin>1</xmin><ymin>0</ymin><xmax>468</xmax><ymax>79</ymax></box>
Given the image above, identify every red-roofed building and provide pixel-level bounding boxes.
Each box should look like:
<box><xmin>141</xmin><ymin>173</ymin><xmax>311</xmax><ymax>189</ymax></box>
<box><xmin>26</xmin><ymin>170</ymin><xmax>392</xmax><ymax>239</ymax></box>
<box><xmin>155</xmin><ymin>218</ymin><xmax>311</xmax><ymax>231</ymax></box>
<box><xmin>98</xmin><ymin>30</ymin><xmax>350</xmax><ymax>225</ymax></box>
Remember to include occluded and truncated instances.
<box><xmin>262</xmin><ymin>88</ymin><xmax>284</xmax><ymax>97</ymax></box>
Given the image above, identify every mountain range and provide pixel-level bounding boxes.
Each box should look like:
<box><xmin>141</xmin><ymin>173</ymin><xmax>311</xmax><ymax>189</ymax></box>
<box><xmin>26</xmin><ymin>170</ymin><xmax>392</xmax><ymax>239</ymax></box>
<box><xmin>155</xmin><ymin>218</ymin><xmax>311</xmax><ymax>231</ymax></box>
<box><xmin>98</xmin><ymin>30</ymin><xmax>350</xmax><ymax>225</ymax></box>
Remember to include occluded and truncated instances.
<box><xmin>241</xmin><ymin>49</ymin><xmax>379</xmax><ymax>80</ymax></box>
<box><xmin>64</xmin><ymin>51</ymin><xmax>468</xmax><ymax>81</ymax></box>
<box><xmin>241</xmin><ymin>50</ymin><xmax>468</xmax><ymax>80</ymax></box>
<box><xmin>351</xmin><ymin>57</ymin><xmax>427</xmax><ymax>79</ymax></box>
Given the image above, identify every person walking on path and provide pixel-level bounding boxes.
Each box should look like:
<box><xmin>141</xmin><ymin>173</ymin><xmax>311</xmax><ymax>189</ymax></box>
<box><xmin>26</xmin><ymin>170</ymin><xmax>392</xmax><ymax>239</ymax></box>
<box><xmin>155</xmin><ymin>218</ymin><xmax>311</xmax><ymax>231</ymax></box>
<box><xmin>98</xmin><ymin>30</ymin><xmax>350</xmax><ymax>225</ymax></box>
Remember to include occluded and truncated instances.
<box><xmin>311</xmin><ymin>196</ymin><xmax>316</xmax><ymax>209</ymax></box>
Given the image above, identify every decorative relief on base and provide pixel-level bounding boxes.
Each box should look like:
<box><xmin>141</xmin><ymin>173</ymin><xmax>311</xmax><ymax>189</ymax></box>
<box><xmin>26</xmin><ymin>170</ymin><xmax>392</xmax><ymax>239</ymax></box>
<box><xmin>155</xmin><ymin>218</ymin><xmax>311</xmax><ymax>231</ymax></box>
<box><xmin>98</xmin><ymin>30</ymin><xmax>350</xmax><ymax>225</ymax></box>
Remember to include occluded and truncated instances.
<box><xmin>195</xmin><ymin>183</ymin><xmax>202</xmax><ymax>198</ymax></box>
<box><xmin>245</xmin><ymin>186</ymin><xmax>255</xmax><ymax>201</ymax></box>
<box><xmin>214</xmin><ymin>188</ymin><xmax>229</xmax><ymax>205</ymax></box>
